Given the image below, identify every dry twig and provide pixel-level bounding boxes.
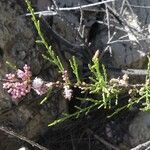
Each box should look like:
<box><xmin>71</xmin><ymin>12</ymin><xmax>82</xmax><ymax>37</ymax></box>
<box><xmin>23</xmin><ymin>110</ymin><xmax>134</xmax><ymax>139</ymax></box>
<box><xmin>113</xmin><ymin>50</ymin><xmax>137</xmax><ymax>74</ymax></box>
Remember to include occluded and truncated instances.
<box><xmin>0</xmin><ymin>126</ymin><xmax>50</xmax><ymax>150</ymax></box>
<box><xmin>87</xmin><ymin>128</ymin><xmax>119</xmax><ymax>150</ymax></box>
<box><xmin>131</xmin><ymin>140</ymin><xmax>150</xmax><ymax>150</ymax></box>
<box><xmin>26</xmin><ymin>0</ymin><xmax>116</xmax><ymax>16</ymax></box>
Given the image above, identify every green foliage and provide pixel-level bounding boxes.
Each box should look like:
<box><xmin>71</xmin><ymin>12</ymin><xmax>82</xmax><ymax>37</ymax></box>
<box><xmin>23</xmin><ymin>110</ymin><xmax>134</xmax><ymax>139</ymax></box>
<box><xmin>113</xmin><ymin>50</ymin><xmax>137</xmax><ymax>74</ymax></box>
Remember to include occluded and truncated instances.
<box><xmin>138</xmin><ymin>56</ymin><xmax>150</xmax><ymax>111</ymax></box>
<box><xmin>110</xmin><ymin>56</ymin><xmax>150</xmax><ymax>116</ymax></box>
<box><xmin>25</xmin><ymin>0</ymin><xmax>64</xmax><ymax>73</ymax></box>
<box><xmin>48</xmin><ymin>98</ymin><xmax>103</xmax><ymax>127</ymax></box>
<box><xmin>48</xmin><ymin>51</ymin><xmax>119</xmax><ymax>127</ymax></box>
<box><xmin>6</xmin><ymin>61</ymin><xmax>17</xmax><ymax>70</ymax></box>
<box><xmin>40</xmin><ymin>88</ymin><xmax>52</xmax><ymax>104</ymax></box>
<box><xmin>88</xmin><ymin>50</ymin><xmax>119</xmax><ymax>108</ymax></box>
<box><xmin>69</xmin><ymin>56</ymin><xmax>81</xmax><ymax>85</ymax></box>
<box><xmin>88</xmin><ymin>51</ymin><xmax>107</xmax><ymax>94</ymax></box>
<box><xmin>25</xmin><ymin>0</ymin><xmax>150</xmax><ymax>127</ymax></box>
<box><xmin>25</xmin><ymin>0</ymin><xmax>119</xmax><ymax>127</ymax></box>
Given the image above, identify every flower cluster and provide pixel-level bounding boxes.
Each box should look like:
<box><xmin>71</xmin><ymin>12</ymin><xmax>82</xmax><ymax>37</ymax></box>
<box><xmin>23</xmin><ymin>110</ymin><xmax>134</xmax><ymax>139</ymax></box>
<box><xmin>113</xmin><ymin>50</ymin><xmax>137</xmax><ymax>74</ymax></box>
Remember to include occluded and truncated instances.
<box><xmin>3</xmin><ymin>65</ymin><xmax>32</xmax><ymax>100</ymax></box>
<box><xmin>32</xmin><ymin>77</ymin><xmax>53</xmax><ymax>95</ymax></box>
<box><xmin>62</xmin><ymin>70</ymin><xmax>70</xmax><ymax>83</ymax></box>
<box><xmin>62</xmin><ymin>70</ymin><xmax>73</xmax><ymax>100</ymax></box>
<box><xmin>3</xmin><ymin>65</ymin><xmax>73</xmax><ymax>101</ymax></box>
<box><xmin>63</xmin><ymin>85</ymin><xmax>73</xmax><ymax>101</ymax></box>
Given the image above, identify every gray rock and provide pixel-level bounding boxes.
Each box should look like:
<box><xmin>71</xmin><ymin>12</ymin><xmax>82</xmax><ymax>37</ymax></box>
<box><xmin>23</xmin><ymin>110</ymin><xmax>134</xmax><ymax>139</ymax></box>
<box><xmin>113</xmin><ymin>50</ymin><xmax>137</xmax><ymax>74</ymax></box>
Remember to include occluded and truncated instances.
<box><xmin>129</xmin><ymin>111</ymin><xmax>150</xmax><ymax>147</ymax></box>
<box><xmin>0</xmin><ymin>1</ymin><xmax>67</xmax><ymax>149</ymax></box>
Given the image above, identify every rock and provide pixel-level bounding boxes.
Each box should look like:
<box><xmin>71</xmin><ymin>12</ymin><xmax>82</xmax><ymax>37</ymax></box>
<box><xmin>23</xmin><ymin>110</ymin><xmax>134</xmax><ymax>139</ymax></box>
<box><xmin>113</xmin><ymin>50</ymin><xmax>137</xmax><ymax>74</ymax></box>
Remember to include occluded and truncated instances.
<box><xmin>46</xmin><ymin>0</ymin><xmax>150</xmax><ymax>69</ymax></box>
<box><xmin>37</xmin><ymin>0</ymin><xmax>51</xmax><ymax>10</ymax></box>
<box><xmin>87</xmin><ymin>0</ymin><xmax>150</xmax><ymax>69</ymax></box>
<box><xmin>0</xmin><ymin>1</ymin><xmax>67</xmax><ymax>149</ymax></box>
<box><xmin>129</xmin><ymin>111</ymin><xmax>150</xmax><ymax>147</ymax></box>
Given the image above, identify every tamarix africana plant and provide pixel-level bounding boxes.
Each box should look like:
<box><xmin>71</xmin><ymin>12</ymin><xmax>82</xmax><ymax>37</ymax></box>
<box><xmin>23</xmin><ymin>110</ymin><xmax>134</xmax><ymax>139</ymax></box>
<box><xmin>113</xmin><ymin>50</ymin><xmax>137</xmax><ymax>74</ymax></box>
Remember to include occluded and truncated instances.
<box><xmin>3</xmin><ymin>0</ymin><xmax>150</xmax><ymax>127</ymax></box>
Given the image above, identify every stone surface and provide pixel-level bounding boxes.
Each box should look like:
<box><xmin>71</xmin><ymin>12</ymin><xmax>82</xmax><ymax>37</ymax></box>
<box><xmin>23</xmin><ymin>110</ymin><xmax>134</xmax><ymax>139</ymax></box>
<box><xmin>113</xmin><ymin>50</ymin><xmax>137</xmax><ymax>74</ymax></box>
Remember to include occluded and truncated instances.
<box><xmin>91</xmin><ymin>0</ymin><xmax>150</xmax><ymax>68</ymax></box>
<box><xmin>46</xmin><ymin>0</ymin><xmax>150</xmax><ymax>69</ymax></box>
<box><xmin>0</xmin><ymin>1</ymin><xmax>67</xmax><ymax>149</ymax></box>
<box><xmin>129</xmin><ymin>111</ymin><xmax>150</xmax><ymax>147</ymax></box>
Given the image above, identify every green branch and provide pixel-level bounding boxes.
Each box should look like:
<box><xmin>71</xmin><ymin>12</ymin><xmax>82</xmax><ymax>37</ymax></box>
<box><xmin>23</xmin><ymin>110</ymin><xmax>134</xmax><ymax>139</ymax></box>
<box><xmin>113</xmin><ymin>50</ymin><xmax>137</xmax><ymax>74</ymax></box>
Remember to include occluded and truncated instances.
<box><xmin>69</xmin><ymin>56</ymin><xmax>81</xmax><ymax>85</ymax></box>
<box><xmin>25</xmin><ymin>0</ymin><xmax>64</xmax><ymax>73</ymax></box>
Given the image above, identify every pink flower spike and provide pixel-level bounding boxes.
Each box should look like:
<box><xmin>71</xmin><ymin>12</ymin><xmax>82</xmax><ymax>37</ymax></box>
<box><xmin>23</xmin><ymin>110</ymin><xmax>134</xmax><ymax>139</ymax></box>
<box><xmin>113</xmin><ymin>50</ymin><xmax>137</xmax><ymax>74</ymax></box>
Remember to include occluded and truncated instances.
<box><xmin>3</xmin><ymin>64</ymin><xmax>32</xmax><ymax>100</ymax></box>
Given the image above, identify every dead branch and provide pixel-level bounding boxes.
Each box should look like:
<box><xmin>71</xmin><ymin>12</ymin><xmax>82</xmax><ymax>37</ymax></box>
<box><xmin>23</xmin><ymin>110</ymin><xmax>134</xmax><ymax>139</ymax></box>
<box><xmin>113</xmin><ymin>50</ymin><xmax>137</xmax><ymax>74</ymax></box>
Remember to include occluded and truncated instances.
<box><xmin>26</xmin><ymin>0</ymin><xmax>116</xmax><ymax>16</ymax></box>
<box><xmin>0</xmin><ymin>126</ymin><xmax>50</xmax><ymax>150</ymax></box>
<box><xmin>87</xmin><ymin>128</ymin><xmax>119</xmax><ymax>150</ymax></box>
<box><xmin>131</xmin><ymin>140</ymin><xmax>150</xmax><ymax>150</ymax></box>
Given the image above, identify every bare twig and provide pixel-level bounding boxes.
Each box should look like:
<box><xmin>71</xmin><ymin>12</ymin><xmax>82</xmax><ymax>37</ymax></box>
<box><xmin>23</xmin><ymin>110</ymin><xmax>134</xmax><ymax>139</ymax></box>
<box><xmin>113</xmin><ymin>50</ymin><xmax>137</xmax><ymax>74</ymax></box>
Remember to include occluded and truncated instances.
<box><xmin>100</xmin><ymin>31</ymin><xmax>116</xmax><ymax>58</ymax></box>
<box><xmin>125</xmin><ymin>0</ymin><xmax>135</xmax><ymax>16</ymax></box>
<box><xmin>106</xmin><ymin>4</ymin><xmax>143</xmax><ymax>47</ymax></box>
<box><xmin>96</xmin><ymin>20</ymin><xmax>125</xmax><ymax>31</ymax></box>
<box><xmin>26</xmin><ymin>0</ymin><xmax>116</xmax><ymax>16</ymax></box>
<box><xmin>127</xmin><ymin>5</ymin><xmax>150</xmax><ymax>9</ymax></box>
<box><xmin>56</xmin><ymin>0</ymin><xmax>116</xmax><ymax>11</ymax></box>
<box><xmin>120</xmin><ymin>0</ymin><xmax>126</xmax><ymax>15</ymax></box>
<box><xmin>78</xmin><ymin>4</ymin><xmax>84</xmax><ymax>38</ymax></box>
<box><xmin>118</xmin><ymin>34</ymin><xmax>128</xmax><ymax>40</ymax></box>
<box><xmin>0</xmin><ymin>126</ymin><xmax>50</xmax><ymax>150</ymax></box>
<box><xmin>51</xmin><ymin>0</ymin><xmax>59</xmax><ymax>9</ymax></box>
<box><xmin>26</xmin><ymin>10</ymin><xmax>57</xmax><ymax>16</ymax></box>
<box><xmin>105</xmin><ymin>2</ymin><xmax>112</xmax><ymax>56</ymax></box>
<box><xmin>131</xmin><ymin>140</ymin><xmax>150</xmax><ymax>150</ymax></box>
<box><xmin>108</xmin><ymin>38</ymin><xmax>148</xmax><ymax>44</ymax></box>
<box><xmin>87</xmin><ymin>128</ymin><xmax>119</xmax><ymax>150</ymax></box>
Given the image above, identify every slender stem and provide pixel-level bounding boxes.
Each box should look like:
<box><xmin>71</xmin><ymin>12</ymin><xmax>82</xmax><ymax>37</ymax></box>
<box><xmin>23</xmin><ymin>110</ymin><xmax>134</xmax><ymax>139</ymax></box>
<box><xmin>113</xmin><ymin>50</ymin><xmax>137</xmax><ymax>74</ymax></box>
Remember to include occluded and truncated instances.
<box><xmin>0</xmin><ymin>126</ymin><xmax>50</xmax><ymax>150</ymax></box>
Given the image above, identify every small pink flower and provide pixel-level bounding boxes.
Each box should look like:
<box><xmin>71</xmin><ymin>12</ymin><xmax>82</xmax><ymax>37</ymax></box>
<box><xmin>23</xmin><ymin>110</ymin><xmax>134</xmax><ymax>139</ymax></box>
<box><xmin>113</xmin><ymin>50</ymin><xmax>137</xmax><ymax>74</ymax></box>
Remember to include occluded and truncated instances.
<box><xmin>32</xmin><ymin>77</ymin><xmax>48</xmax><ymax>95</ymax></box>
<box><xmin>5</xmin><ymin>73</ymin><xmax>15</xmax><ymax>80</ymax></box>
<box><xmin>16</xmin><ymin>64</ymin><xmax>31</xmax><ymax>81</ymax></box>
<box><xmin>17</xmin><ymin>69</ymin><xmax>25</xmax><ymax>79</ymax></box>
<box><xmin>62</xmin><ymin>70</ymin><xmax>69</xmax><ymax>82</ymax></box>
<box><xmin>32</xmin><ymin>77</ymin><xmax>44</xmax><ymax>89</ymax></box>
